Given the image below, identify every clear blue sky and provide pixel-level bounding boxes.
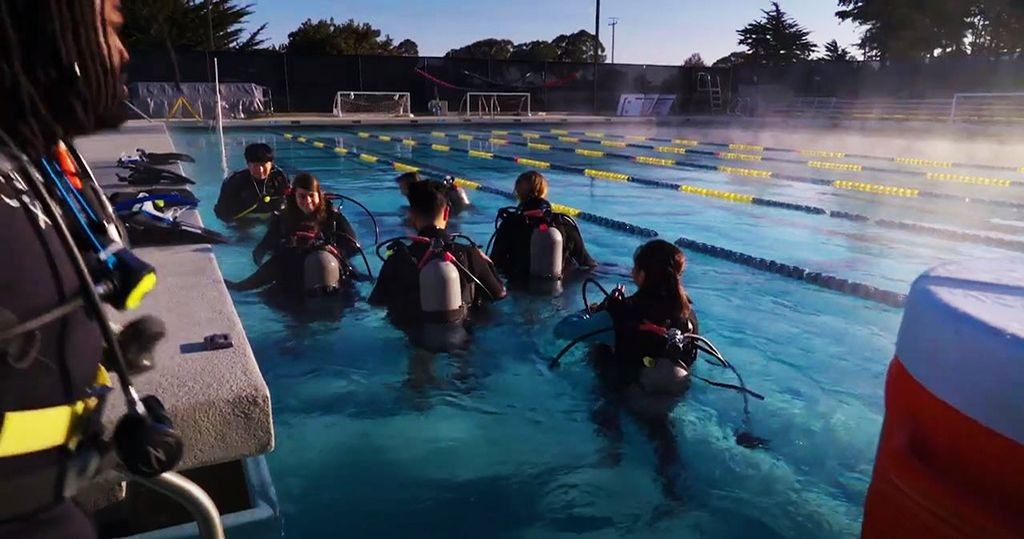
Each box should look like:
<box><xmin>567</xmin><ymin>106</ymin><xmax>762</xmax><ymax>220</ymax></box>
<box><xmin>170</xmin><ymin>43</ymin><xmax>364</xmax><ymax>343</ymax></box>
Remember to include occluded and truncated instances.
<box><xmin>246</xmin><ymin>0</ymin><xmax>862</xmax><ymax>65</ymax></box>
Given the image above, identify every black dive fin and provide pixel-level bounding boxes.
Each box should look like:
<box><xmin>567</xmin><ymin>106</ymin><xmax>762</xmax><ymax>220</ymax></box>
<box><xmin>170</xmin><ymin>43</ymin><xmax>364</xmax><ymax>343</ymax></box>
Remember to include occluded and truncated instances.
<box><xmin>121</xmin><ymin>212</ymin><xmax>228</xmax><ymax>246</ymax></box>
<box><xmin>117</xmin><ymin>164</ymin><xmax>196</xmax><ymax>186</ymax></box>
<box><xmin>137</xmin><ymin>149</ymin><xmax>196</xmax><ymax>165</ymax></box>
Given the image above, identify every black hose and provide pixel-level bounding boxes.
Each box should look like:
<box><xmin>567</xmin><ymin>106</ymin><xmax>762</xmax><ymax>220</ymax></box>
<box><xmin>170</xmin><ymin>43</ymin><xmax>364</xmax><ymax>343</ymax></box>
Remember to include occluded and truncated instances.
<box><xmin>548</xmin><ymin>327</ymin><xmax>615</xmax><ymax>369</ymax></box>
<box><xmin>337</xmin><ymin>233</ymin><xmax>374</xmax><ymax>280</ymax></box>
<box><xmin>375</xmin><ymin>235</ymin><xmax>414</xmax><ymax>262</ymax></box>
<box><xmin>327</xmin><ymin>194</ymin><xmax>380</xmax><ymax>245</ymax></box>
<box><xmin>581</xmin><ymin>278</ymin><xmax>612</xmax><ymax>314</ymax></box>
<box><xmin>447</xmin><ymin>254</ymin><xmax>495</xmax><ymax>301</ymax></box>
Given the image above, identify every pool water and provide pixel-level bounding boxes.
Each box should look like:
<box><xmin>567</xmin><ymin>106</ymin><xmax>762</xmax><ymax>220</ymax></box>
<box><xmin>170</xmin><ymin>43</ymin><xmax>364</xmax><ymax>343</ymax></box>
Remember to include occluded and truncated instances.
<box><xmin>171</xmin><ymin>124</ymin><xmax>1024</xmax><ymax>539</ymax></box>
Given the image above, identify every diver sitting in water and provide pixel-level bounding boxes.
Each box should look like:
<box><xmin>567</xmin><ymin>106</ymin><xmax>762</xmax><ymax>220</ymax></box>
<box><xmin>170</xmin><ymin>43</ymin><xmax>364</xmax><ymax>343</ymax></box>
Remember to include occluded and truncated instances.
<box><xmin>213</xmin><ymin>142</ymin><xmax>290</xmax><ymax>223</ymax></box>
<box><xmin>396</xmin><ymin>171</ymin><xmax>471</xmax><ymax>215</ymax></box>
<box><xmin>554</xmin><ymin>239</ymin><xmax>699</xmax><ymax>498</ymax></box>
<box><xmin>556</xmin><ymin>239</ymin><xmax>699</xmax><ymax>399</ymax></box>
<box><xmin>228</xmin><ymin>172</ymin><xmax>360</xmax><ymax>296</ymax></box>
<box><xmin>490</xmin><ymin>171</ymin><xmax>596</xmax><ymax>282</ymax></box>
<box><xmin>370</xmin><ymin>180</ymin><xmax>505</xmax><ymax>328</ymax></box>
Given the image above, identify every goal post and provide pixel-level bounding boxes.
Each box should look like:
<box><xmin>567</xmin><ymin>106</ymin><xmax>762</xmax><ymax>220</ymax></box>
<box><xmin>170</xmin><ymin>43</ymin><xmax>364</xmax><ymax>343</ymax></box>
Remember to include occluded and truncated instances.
<box><xmin>950</xmin><ymin>92</ymin><xmax>1024</xmax><ymax>122</ymax></box>
<box><xmin>459</xmin><ymin>92</ymin><xmax>532</xmax><ymax>117</ymax></box>
<box><xmin>332</xmin><ymin>91</ymin><xmax>412</xmax><ymax>117</ymax></box>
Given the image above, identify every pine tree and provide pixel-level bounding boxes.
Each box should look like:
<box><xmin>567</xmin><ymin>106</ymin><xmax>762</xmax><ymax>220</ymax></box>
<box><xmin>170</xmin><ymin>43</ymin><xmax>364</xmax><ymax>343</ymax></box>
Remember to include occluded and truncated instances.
<box><xmin>821</xmin><ymin>39</ymin><xmax>853</xmax><ymax>61</ymax></box>
<box><xmin>737</xmin><ymin>2</ymin><xmax>817</xmax><ymax>66</ymax></box>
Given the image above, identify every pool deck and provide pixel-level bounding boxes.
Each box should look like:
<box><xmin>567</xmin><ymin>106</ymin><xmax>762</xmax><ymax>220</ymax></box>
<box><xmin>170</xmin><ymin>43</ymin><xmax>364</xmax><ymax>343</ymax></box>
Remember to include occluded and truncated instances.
<box><xmin>72</xmin><ymin>122</ymin><xmax>273</xmax><ymax>503</ymax></box>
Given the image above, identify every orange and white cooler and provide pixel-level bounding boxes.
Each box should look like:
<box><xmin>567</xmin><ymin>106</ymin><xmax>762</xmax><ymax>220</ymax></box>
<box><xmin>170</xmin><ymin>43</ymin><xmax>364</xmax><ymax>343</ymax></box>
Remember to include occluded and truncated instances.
<box><xmin>863</xmin><ymin>260</ymin><xmax>1024</xmax><ymax>538</ymax></box>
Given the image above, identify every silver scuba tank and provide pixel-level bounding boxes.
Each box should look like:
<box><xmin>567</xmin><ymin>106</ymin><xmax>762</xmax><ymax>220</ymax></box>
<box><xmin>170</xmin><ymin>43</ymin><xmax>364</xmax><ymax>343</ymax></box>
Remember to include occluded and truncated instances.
<box><xmin>529</xmin><ymin>223</ymin><xmax>563</xmax><ymax>279</ymax></box>
<box><xmin>448</xmin><ymin>185</ymin><xmax>470</xmax><ymax>210</ymax></box>
<box><xmin>303</xmin><ymin>249</ymin><xmax>342</xmax><ymax>296</ymax></box>
<box><xmin>419</xmin><ymin>253</ymin><xmax>463</xmax><ymax>314</ymax></box>
<box><xmin>638</xmin><ymin>328</ymin><xmax>692</xmax><ymax>395</ymax></box>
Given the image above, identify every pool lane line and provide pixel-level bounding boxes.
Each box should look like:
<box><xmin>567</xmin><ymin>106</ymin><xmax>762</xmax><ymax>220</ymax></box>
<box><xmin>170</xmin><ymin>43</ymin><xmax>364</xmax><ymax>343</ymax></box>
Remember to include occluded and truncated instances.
<box><xmin>673</xmin><ymin>237</ymin><xmax>906</xmax><ymax>308</ymax></box>
<box><xmin>277</xmin><ymin>132</ymin><xmax>657</xmax><ymax>238</ymax></box>
<box><xmin>362</xmin><ymin>131</ymin><xmax>1024</xmax><ymax>254</ymax></box>
<box><xmin>460</xmin><ymin>130</ymin><xmax>1022</xmax><ymax>191</ymax></box>
<box><xmin>540</xmin><ymin>128</ymin><xmax>1024</xmax><ymax>176</ymax></box>
<box><xmin>451</xmin><ymin>130</ymin><xmax>1024</xmax><ymax>209</ymax></box>
<box><xmin>283</xmin><ymin>131</ymin><xmax>908</xmax><ymax>308</ymax></box>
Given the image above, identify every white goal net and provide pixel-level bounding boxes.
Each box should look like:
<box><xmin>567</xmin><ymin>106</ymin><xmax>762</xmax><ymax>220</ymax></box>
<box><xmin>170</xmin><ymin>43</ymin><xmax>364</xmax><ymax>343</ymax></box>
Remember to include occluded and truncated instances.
<box><xmin>332</xmin><ymin>91</ymin><xmax>412</xmax><ymax>117</ymax></box>
<box><xmin>950</xmin><ymin>92</ymin><xmax>1024</xmax><ymax>122</ymax></box>
<box><xmin>459</xmin><ymin>92</ymin><xmax>532</xmax><ymax>117</ymax></box>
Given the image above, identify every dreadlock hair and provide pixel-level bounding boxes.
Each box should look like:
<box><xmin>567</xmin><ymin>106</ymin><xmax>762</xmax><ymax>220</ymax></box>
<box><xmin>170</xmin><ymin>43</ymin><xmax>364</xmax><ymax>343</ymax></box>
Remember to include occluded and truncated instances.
<box><xmin>0</xmin><ymin>0</ymin><xmax>125</xmax><ymax>159</ymax></box>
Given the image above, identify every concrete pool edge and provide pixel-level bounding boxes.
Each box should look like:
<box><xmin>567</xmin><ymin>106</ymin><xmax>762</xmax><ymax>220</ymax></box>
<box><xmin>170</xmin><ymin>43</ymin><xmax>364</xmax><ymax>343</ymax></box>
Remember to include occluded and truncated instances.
<box><xmin>71</xmin><ymin>121</ymin><xmax>277</xmax><ymax>533</ymax></box>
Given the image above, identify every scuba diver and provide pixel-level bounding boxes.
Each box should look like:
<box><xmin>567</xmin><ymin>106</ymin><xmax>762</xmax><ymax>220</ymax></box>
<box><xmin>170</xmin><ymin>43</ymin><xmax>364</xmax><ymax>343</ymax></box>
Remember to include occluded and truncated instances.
<box><xmin>1</xmin><ymin>1</ymin><xmax>189</xmax><ymax>537</ymax></box>
<box><xmin>395</xmin><ymin>171</ymin><xmax>471</xmax><ymax>215</ymax></box>
<box><xmin>552</xmin><ymin>240</ymin><xmax>767</xmax><ymax>496</ymax></box>
<box><xmin>489</xmin><ymin>171</ymin><xmax>596</xmax><ymax>282</ymax></box>
<box><xmin>370</xmin><ymin>180</ymin><xmax>505</xmax><ymax>351</ymax></box>
<box><xmin>213</xmin><ymin>142</ymin><xmax>290</xmax><ymax>223</ymax></box>
<box><xmin>228</xmin><ymin>172</ymin><xmax>373</xmax><ymax>297</ymax></box>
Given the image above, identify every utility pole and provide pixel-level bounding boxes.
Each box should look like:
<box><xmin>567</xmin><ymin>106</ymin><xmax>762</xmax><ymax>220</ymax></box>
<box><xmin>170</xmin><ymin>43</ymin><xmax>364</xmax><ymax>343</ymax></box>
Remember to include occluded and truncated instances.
<box><xmin>593</xmin><ymin>0</ymin><xmax>600</xmax><ymax>114</ymax></box>
<box><xmin>608</xmin><ymin>17</ymin><xmax>619</xmax><ymax>64</ymax></box>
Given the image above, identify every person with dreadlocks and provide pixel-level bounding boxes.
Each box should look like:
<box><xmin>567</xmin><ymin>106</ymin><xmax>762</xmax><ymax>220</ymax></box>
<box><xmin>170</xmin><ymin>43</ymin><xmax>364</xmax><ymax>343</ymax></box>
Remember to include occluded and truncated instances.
<box><xmin>0</xmin><ymin>1</ymin><xmax>161</xmax><ymax>537</ymax></box>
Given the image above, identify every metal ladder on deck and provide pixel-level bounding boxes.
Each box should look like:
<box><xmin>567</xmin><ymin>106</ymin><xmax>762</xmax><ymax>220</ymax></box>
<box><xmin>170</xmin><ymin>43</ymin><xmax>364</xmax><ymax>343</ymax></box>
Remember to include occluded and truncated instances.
<box><xmin>697</xmin><ymin>72</ymin><xmax>723</xmax><ymax>112</ymax></box>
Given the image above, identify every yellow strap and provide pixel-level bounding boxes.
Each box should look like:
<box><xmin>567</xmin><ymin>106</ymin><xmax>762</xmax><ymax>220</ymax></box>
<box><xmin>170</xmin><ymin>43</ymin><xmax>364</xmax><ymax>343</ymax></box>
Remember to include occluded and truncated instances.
<box><xmin>0</xmin><ymin>367</ymin><xmax>110</xmax><ymax>458</ymax></box>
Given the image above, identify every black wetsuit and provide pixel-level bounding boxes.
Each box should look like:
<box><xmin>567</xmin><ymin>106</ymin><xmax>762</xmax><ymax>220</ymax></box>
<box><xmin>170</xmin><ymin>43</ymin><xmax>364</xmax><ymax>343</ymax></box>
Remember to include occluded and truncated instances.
<box><xmin>213</xmin><ymin>167</ymin><xmax>289</xmax><ymax>222</ymax></box>
<box><xmin>0</xmin><ymin>150</ymin><xmax>101</xmax><ymax>538</ymax></box>
<box><xmin>368</xmin><ymin>225</ymin><xmax>506</xmax><ymax>325</ymax></box>
<box><xmin>600</xmin><ymin>289</ymin><xmax>699</xmax><ymax>390</ymax></box>
<box><xmin>232</xmin><ymin>203</ymin><xmax>358</xmax><ymax>293</ymax></box>
<box><xmin>489</xmin><ymin>197</ymin><xmax>596</xmax><ymax>280</ymax></box>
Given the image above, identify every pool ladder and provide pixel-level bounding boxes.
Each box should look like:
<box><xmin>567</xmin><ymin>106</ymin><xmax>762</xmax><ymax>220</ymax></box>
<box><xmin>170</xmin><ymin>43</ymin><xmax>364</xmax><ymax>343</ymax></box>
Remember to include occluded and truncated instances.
<box><xmin>698</xmin><ymin>72</ymin><xmax>724</xmax><ymax>113</ymax></box>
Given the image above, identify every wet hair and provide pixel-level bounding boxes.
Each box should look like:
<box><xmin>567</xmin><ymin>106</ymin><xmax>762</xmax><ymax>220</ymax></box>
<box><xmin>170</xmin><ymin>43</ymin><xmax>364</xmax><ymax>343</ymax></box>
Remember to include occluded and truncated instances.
<box><xmin>395</xmin><ymin>171</ymin><xmax>421</xmax><ymax>185</ymax></box>
<box><xmin>407</xmin><ymin>180</ymin><xmax>448</xmax><ymax>221</ymax></box>
<box><xmin>0</xmin><ymin>0</ymin><xmax>125</xmax><ymax>159</ymax></box>
<box><xmin>244</xmin><ymin>143</ymin><xmax>274</xmax><ymax>164</ymax></box>
<box><xmin>285</xmin><ymin>172</ymin><xmax>328</xmax><ymax>225</ymax></box>
<box><xmin>633</xmin><ymin>239</ymin><xmax>691</xmax><ymax>322</ymax></box>
<box><xmin>514</xmin><ymin>171</ymin><xmax>549</xmax><ymax>202</ymax></box>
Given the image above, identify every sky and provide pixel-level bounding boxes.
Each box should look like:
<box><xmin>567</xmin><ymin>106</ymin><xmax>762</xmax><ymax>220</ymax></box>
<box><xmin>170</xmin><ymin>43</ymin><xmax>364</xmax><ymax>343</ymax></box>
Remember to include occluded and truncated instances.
<box><xmin>245</xmin><ymin>0</ymin><xmax>863</xmax><ymax>65</ymax></box>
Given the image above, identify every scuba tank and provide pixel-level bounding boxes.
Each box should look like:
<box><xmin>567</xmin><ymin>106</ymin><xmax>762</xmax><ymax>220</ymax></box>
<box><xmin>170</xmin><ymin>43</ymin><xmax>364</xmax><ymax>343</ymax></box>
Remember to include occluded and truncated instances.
<box><xmin>529</xmin><ymin>221</ymin><xmax>563</xmax><ymax>280</ymax></box>
<box><xmin>442</xmin><ymin>175</ymin><xmax>471</xmax><ymax>213</ymax></box>
<box><xmin>303</xmin><ymin>249</ymin><xmax>342</xmax><ymax>297</ymax></box>
<box><xmin>637</xmin><ymin>326</ymin><xmax>693</xmax><ymax>395</ymax></box>
<box><xmin>419</xmin><ymin>250</ymin><xmax>465</xmax><ymax>320</ymax></box>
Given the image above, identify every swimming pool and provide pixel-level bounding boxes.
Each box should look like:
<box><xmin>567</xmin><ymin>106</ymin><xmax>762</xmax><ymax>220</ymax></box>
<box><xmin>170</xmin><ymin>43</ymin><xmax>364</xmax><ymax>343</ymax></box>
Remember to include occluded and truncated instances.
<box><xmin>172</xmin><ymin>123</ymin><xmax>1024</xmax><ymax>539</ymax></box>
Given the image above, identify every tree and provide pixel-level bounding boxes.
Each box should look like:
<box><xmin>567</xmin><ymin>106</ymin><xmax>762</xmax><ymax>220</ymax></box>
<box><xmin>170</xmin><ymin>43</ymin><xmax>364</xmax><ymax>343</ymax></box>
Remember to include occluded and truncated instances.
<box><xmin>821</xmin><ymin>39</ymin><xmax>853</xmax><ymax>61</ymax></box>
<box><xmin>510</xmin><ymin>40</ymin><xmax>560</xmax><ymax>61</ymax></box>
<box><xmin>965</xmin><ymin>0</ymin><xmax>1024</xmax><ymax>57</ymax></box>
<box><xmin>285</xmin><ymin>18</ymin><xmax>413</xmax><ymax>55</ymax></box>
<box><xmin>445</xmin><ymin>38</ymin><xmax>515</xmax><ymax>59</ymax></box>
<box><xmin>394</xmin><ymin>39</ymin><xmax>419</xmax><ymax>56</ymax></box>
<box><xmin>683</xmin><ymin>53</ymin><xmax>706</xmax><ymax>67</ymax></box>
<box><xmin>737</xmin><ymin>2</ymin><xmax>817</xmax><ymax>66</ymax></box>
<box><xmin>712</xmin><ymin>51</ymin><xmax>750</xmax><ymax>68</ymax></box>
<box><xmin>552</xmin><ymin>30</ymin><xmax>606</xmax><ymax>62</ymax></box>
<box><xmin>122</xmin><ymin>0</ymin><xmax>268</xmax><ymax>51</ymax></box>
<box><xmin>836</xmin><ymin>0</ymin><xmax>975</xmax><ymax>61</ymax></box>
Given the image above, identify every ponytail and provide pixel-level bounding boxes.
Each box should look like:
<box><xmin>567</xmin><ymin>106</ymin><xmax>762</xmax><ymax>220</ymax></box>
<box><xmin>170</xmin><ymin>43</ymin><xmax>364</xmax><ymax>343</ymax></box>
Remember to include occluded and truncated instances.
<box><xmin>633</xmin><ymin>240</ymin><xmax>690</xmax><ymax>322</ymax></box>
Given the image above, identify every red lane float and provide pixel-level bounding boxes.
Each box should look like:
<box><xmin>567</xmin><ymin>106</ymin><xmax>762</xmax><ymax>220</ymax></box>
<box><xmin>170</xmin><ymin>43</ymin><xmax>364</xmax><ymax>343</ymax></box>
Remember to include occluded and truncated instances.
<box><xmin>863</xmin><ymin>260</ymin><xmax>1024</xmax><ymax>539</ymax></box>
